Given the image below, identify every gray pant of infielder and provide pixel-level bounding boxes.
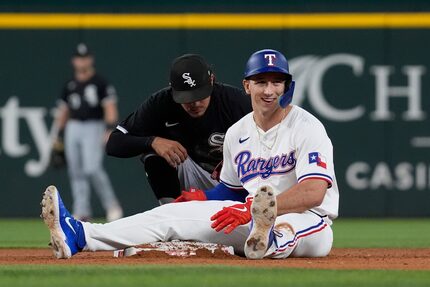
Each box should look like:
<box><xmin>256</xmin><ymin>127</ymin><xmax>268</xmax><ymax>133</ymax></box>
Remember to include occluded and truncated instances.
<box><xmin>65</xmin><ymin>120</ymin><xmax>122</xmax><ymax>221</ymax></box>
<box><xmin>143</xmin><ymin>154</ymin><xmax>219</xmax><ymax>204</ymax></box>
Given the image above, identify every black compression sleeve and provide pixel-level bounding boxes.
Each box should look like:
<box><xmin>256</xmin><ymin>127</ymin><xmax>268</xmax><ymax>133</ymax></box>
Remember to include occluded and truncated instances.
<box><xmin>106</xmin><ymin>130</ymin><xmax>155</xmax><ymax>158</ymax></box>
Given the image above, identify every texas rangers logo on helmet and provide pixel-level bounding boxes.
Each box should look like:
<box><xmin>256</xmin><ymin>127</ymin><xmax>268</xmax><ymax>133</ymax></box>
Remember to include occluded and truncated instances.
<box><xmin>264</xmin><ymin>54</ymin><xmax>276</xmax><ymax>66</ymax></box>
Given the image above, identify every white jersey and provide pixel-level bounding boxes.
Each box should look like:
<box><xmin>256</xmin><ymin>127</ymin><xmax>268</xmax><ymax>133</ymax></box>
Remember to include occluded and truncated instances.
<box><xmin>220</xmin><ymin>105</ymin><xmax>339</xmax><ymax>219</ymax></box>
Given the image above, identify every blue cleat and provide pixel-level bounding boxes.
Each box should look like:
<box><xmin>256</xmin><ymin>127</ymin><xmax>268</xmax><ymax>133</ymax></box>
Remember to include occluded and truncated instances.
<box><xmin>244</xmin><ymin>186</ymin><xmax>277</xmax><ymax>259</ymax></box>
<box><xmin>40</xmin><ymin>185</ymin><xmax>86</xmax><ymax>259</ymax></box>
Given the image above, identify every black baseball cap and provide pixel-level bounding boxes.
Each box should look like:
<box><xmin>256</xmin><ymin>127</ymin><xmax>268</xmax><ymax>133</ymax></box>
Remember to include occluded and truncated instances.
<box><xmin>170</xmin><ymin>54</ymin><xmax>213</xmax><ymax>104</ymax></box>
<box><xmin>73</xmin><ymin>43</ymin><xmax>92</xmax><ymax>57</ymax></box>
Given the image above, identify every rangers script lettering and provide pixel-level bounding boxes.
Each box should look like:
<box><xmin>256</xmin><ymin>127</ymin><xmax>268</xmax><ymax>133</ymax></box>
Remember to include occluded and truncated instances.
<box><xmin>235</xmin><ymin>150</ymin><xmax>296</xmax><ymax>183</ymax></box>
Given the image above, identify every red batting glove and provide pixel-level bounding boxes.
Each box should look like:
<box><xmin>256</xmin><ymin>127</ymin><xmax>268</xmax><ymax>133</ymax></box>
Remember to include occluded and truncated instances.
<box><xmin>174</xmin><ymin>187</ymin><xmax>207</xmax><ymax>203</ymax></box>
<box><xmin>210</xmin><ymin>197</ymin><xmax>253</xmax><ymax>234</ymax></box>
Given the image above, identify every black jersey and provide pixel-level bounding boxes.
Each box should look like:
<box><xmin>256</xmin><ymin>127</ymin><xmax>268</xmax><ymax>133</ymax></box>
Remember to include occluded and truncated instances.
<box><xmin>115</xmin><ymin>82</ymin><xmax>252</xmax><ymax>172</ymax></box>
<box><xmin>61</xmin><ymin>74</ymin><xmax>117</xmax><ymax>121</ymax></box>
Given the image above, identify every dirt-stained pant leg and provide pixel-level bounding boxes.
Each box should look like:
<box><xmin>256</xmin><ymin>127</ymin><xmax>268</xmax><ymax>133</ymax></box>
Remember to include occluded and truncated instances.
<box><xmin>82</xmin><ymin>200</ymin><xmax>250</xmax><ymax>256</ymax></box>
<box><xmin>264</xmin><ymin>211</ymin><xmax>333</xmax><ymax>259</ymax></box>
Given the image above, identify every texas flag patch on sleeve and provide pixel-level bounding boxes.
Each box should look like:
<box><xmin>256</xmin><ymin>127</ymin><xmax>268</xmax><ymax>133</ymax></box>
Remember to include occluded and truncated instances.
<box><xmin>308</xmin><ymin>152</ymin><xmax>327</xmax><ymax>169</ymax></box>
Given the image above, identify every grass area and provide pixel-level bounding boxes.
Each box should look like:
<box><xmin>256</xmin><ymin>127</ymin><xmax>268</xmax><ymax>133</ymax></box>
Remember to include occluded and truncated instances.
<box><xmin>0</xmin><ymin>265</ymin><xmax>429</xmax><ymax>287</ymax></box>
<box><xmin>0</xmin><ymin>218</ymin><xmax>429</xmax><ymax>287</ymax></box>
<box><xmin>0</xmin><ymin>219</ymin><xmax>49</xmax><ymax>248</ymax></box>
<box><xmin>0</xmin><ymin>218</ymin><xmax>104</xmax><ymax>248</ymax></box>
<box><xmin>0</xmin><ymin>218</ymin><xmax>429</xmax><ymax>248</ymax></box>
<box><xmin>332</xmin><ymin>218</ymin><xmax>430</xmax><ymax>248</ymax></box>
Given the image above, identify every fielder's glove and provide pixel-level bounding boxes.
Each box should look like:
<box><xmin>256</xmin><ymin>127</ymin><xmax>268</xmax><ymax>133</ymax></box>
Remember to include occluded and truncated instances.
<box><xmin>210</xmin><ymin>197</ymin><xmax>253</xmax><ymax>234</ymax></box>
<box><xmin>174</xmin><ymin>187</ymin><xmax>207</xmax><ymax>203</ymax></box>
<box><xmin>50</xmin><ymin>139</ymin><xmax>66</xmax><ymax>169</ymax></box>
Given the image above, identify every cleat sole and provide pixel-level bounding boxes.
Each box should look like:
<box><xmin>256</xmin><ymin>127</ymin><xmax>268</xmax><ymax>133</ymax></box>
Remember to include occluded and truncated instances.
<box><xmin>244</xmin><ymin>186</ymin><xmax>277</xmax><ymax>259</ymax></box>
<box><xmin>41</xmin><ymin>185</ymin><xmax>72</xmax><ymax>259</ymax></box>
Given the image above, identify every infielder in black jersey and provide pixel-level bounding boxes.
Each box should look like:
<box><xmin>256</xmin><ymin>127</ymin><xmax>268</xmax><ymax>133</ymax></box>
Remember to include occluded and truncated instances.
<box><xmin>53</xmin><ymin>43</ymin><xmax>123</xmax><ymax>222</ymax></box>
<box><xmin>106</xmin><ymin>54</ymin><xmax>252</xmax><ymax>204</ymax></box>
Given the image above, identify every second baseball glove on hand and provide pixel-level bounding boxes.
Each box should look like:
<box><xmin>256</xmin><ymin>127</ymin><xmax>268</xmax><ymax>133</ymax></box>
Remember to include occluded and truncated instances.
<box><xmin>50</xmin><ymin>139</ymin><xmax>67</xmax><ymax>169</ymax></box>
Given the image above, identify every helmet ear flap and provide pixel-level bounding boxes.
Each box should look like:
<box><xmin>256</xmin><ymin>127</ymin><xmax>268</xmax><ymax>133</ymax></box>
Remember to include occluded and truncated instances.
<box><xmin>278</xmin><ymin>81</ymin><xmax>295</xmax><ymax>108</ymax></box>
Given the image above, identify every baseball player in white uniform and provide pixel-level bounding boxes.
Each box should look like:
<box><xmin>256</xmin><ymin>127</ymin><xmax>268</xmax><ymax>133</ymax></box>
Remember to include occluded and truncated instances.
<box><xmin>41</xmin><ymin>49</ymin><xmax>339</xmax><ymax>260</ymax></box>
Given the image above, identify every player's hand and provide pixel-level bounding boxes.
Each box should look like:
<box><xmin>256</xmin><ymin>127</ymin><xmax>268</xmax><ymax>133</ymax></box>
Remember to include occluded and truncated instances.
<box><xmin>151</xmin><ymin>137</ymin><xmax>188</xmax><ymax>168</ymax></box>
<box><xmin>174</xmin><ymin>187</ymin><xmax>207</xmax><ymax>203</ymax></box>
<box><xmin>210</xmin><ymin>197</ymin><xmax>253</xmax><ymax>234</ymax></box>
<box><xmin>210</xmin><ymin>160</ymin><xmax>223</xmax><ymax>181</ymax></box>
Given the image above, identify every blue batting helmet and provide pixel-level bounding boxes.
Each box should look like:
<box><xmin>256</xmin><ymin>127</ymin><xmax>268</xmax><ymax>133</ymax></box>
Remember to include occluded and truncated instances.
<box><xmin>244</xmin><ymin>49</ymin><xmax>295</xmax><ymax>108</ymax></box>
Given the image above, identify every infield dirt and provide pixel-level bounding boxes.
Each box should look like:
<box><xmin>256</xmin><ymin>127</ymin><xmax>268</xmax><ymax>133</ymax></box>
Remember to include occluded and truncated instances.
<box><xmin>1</xmin><ymin>248</ymin><xmax>429</xmax><ymax>270</ymax></box>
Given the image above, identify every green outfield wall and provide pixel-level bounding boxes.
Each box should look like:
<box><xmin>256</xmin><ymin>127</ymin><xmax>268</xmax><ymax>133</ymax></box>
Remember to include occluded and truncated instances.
<box><xmin>0</xmin><ymin>1</ymin><xmax>429</xmax><ymax>217</ymax></box>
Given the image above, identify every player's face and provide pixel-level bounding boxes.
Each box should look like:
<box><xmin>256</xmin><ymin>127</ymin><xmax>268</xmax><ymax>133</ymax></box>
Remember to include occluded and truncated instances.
<box><xmin>181</xmin><ymin>96</ymin><xmax>211</xmax><ymax>118</ymax></box>
<box><xmin>72</xmin><ymin>56</ymin><xmax>95</xmax><ymax>82</ymax></box>
<box><xmin>243</xmin><ymin>72</ymin><xmax>286</xmax><ymax>115</ymax></box>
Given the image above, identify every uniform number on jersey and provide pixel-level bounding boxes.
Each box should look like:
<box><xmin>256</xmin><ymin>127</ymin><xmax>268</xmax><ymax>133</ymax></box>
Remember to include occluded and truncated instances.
<box><xmin>67</xmin><ymin>85</ymin><xmax>99</xmax><ymax>109</ymax></box>
<box><xmin>84</xmin><ymin>85</ymin><xmax>99</xmax><ymax>107</ymax></box>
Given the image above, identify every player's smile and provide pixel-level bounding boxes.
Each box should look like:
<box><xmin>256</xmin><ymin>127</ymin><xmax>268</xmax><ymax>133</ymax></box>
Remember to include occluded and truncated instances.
<box><xmin>261</xmin><ymin>96</ymin><xmax>277</xmax><ymax>104</ymax></box>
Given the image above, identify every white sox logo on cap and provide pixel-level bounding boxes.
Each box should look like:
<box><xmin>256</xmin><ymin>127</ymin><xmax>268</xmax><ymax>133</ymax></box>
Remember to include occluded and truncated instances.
<box><xmin>182</xmin><ymin>73</ymin><xmax>196</xmax><ymax>87</ymax></box>
<box><xmin>264</xmin><ymin>54</ymin><xmax>276</xmax><ymax>66</ymax></box>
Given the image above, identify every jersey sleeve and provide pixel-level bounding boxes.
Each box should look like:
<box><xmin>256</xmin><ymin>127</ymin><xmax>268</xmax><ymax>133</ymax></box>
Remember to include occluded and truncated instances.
<box><xmin>97</xmin><ymin>76</ymin><xmax>118</xmax><ymax>105</ymax></box>
<box><xmin>117</xmin><ymin>94</ymin><xmax>162</xmax><ymax>136</ymax></box>
<box><xmin>294</xmin><ymin>122</ymin><xmax>334</xmax><ymax>188</ymax></box>
<box><xmin>102</xmin><ymin>84</ymin><xmax>118</xmax><ymax>103</ymax></box>
<box><xmin>219</xmin><ymin>128</ymin><xmax>243</xmax><ymax>189</ymax></box>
